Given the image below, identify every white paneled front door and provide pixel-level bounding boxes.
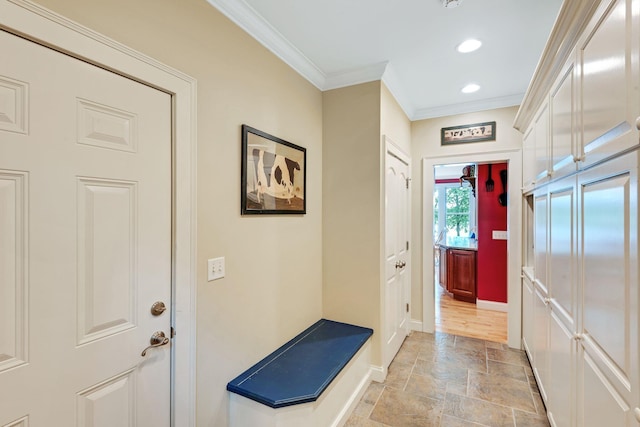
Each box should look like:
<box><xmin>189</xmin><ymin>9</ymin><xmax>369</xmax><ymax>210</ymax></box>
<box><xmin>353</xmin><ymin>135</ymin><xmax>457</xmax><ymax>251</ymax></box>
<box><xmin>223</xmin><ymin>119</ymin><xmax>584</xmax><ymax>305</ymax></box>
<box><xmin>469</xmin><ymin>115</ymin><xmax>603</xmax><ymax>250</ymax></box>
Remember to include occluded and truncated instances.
<box><xmin>384</xmin><ymin>141</ymin><xmax>410</xmax><ymax>368</ymax></box>
<box><xmin>0</xmin><ymin>29</ymin><xmax>172</xmax><ymax>426</ymax></box>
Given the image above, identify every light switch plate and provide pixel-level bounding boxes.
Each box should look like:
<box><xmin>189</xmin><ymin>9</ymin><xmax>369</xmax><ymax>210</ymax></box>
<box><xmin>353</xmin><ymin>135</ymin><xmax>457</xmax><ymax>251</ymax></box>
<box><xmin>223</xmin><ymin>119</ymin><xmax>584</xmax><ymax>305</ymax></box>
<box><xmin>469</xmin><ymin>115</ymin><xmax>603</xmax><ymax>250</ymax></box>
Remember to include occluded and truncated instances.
<box><xmin>207</xmin><ymin>257</ymin><xmax>225</xmax><ymax>281</ymax></box>
<box><xmin>492</xmin><ymin>230</ymin><xmax>508</xmax><ymax>240</ymax></box>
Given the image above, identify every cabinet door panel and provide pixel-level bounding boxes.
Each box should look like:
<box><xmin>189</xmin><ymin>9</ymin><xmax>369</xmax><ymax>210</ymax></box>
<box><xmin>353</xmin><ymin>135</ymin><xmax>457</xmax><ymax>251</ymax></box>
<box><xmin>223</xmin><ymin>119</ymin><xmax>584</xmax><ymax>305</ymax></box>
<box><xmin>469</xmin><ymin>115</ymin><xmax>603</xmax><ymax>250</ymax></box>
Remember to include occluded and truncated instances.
<box><xmin>547</xmin><ymin>310</ymin><xmax>575</xmax><ymax>427</ymax></box>
<box><xmin>549</xmin><ymin>178</ymin><xmax>577</xmax><ymax>331</ymax></box>
<box><xmin>579</xmin><ymin>0</ymin><xmax>639</xmax><ymax>164</ymax></box>
<box><xmin>447</xmin><ymin>249</ymin><xmax>476</xmax><ymax>301</ymax></box>
<box><xmin>523</xmin><ymin>126</ymin><xmax>536</xmax><ymax>190</ymax></box>
<box><xmin>551</xmin><ymin>61</ymin><xmax>577</xmax><ymax>178</ymax></box>
<box><xmin>579</xmin><ymin>151</ymin><xmax>638</xmax><ymax>423</ymax></box>
<box><xmin>522</xmin><ymin>273</ymin><xmax>535</xmax><ymax>361</ymax></box>
<box><xmin>534</xmin><ymin>191</ymin><xmax>549</xmax><ymax>293</ymax></box>
<box><xmin>535</xmin><ymin>102</ymin><xmax>551</xmax><ymax>183</ymax></box>
<box><xmin>534</xmin><ymin>286</ymin><xmax>550</xmax><ymax>403</ymax></box>
<box><xmin>580</xmin><ymin>350</ymin><xmax>632</xmax><ymax>426</ymax></box>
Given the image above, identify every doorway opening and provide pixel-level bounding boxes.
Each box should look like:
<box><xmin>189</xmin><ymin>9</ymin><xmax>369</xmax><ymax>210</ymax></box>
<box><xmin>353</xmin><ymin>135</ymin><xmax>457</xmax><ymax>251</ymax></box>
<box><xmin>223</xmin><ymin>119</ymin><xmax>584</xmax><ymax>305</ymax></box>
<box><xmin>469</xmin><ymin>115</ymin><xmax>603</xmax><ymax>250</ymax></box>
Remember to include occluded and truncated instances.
<box><xmin>422</xmin><ymin>150</ymin><xmax>522</xmax><ymax>349</ymax></box>
<box><xmin>432</xmin><ymin>162</ymin><xmax>508</xmax><ymax>343</ymax></box>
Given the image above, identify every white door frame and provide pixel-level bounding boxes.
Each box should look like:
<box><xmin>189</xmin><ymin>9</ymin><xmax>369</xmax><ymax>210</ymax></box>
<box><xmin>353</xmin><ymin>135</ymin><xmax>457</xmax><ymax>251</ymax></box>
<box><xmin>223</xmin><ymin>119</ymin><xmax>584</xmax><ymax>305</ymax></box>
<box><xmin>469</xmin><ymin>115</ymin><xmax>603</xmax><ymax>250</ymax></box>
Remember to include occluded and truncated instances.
<box><xmin>422</xmin><ymin>149</ymin><xmax>522</xmax><ymax>349</ymax></box>
<box><xmin>0</xmin><ymin>1</ymin><xmax>197</xmax><ymax>425</ymax></box>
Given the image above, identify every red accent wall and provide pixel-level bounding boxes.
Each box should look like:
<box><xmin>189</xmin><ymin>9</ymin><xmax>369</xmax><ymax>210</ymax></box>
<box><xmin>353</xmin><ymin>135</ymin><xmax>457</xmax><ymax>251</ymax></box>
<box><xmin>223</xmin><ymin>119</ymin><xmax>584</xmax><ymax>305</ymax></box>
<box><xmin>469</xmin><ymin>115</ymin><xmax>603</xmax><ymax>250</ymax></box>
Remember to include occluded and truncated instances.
<box><xmin>476</xmin><ymin>163</ymin><xmax>508</xmax><ymax>303</ymax></box>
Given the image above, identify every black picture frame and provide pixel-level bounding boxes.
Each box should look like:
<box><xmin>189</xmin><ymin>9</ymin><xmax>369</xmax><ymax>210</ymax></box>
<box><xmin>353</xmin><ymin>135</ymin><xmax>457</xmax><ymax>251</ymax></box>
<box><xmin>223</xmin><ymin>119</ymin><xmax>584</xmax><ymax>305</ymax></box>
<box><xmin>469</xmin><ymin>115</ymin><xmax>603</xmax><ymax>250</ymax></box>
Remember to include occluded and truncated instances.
<box><xmin>441</xmin><ymin>121</ymin><xmax>496</xmax><ymax>145</ymax></box>
<box><xmin>241</xmin><ymin>124</ymin><xmax>306</xmax><ymax>215</ymax></box>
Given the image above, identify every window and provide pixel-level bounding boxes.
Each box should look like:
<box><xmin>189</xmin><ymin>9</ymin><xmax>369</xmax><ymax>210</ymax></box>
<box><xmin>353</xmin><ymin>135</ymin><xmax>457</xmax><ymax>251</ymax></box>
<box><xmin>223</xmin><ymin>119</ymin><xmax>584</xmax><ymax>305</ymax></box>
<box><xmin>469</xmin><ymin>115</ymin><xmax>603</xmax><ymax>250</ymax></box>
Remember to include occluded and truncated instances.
<box><xmin>434</xmin><ymin>184</ymin><xmax>476</xmax><ymax>240</ymax></box>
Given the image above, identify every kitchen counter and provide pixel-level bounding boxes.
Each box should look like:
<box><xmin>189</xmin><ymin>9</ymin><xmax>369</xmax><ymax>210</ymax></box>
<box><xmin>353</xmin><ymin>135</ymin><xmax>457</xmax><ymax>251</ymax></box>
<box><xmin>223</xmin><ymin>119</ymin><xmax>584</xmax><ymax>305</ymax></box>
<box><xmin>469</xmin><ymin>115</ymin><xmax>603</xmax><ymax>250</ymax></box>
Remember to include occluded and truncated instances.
<box><xmin>436</xmin><ymin>236</ymin><xmax>478</xmax><ymax>251</ymax></box>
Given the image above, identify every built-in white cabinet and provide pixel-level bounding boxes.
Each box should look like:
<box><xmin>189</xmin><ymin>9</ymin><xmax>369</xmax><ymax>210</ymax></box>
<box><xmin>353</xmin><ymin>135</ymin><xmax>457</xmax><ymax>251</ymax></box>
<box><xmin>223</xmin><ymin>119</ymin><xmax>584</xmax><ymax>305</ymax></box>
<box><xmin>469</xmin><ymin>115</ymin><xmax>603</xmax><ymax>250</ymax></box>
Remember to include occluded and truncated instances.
<box><xmin>518</xmin><ymin>0</ymin><xmax>640</xmax><ymax>424</ymax></box>
<box><xmin>520</xmin><ymin>0</ymin><xmax>640</xmax><ymax>190</ymax></box>
<box><xmin>577</xmin><ymin>0</ymin><xmax>640</xmax><ymax>167</ymax></box>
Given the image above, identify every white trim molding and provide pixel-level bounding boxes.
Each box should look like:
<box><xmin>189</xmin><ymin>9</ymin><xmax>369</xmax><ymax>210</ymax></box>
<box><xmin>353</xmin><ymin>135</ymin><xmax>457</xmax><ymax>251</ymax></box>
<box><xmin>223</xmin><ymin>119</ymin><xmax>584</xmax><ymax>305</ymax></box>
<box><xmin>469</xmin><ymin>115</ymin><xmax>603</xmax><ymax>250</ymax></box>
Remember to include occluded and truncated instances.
<box><xmin>0</xmin><ymin>1</ymin><xmax>198</xmax><ymax>425</ymax></box>
<box><xmin>205</xmin><ymin>0</ymin><xmax>325</xmax><ymax>89</ymax></box>
<box><xmin>476</xmin><ymin>300</ymin><xmax>509</xmax><ymax>313</ymax></box>
<box><xmin>369</xmin><ymin>364</ymin><xmax>386</xmax><ymax>383</ymax></box>
<box><xmin>412</xmin><ymin>93</ymin><xmax>523</xmax><ymax>121</ymax></box>
<box><xmin>410</xmin><ymin>320</ymin><xmax>423</xmax><ymax>332</ymax></box>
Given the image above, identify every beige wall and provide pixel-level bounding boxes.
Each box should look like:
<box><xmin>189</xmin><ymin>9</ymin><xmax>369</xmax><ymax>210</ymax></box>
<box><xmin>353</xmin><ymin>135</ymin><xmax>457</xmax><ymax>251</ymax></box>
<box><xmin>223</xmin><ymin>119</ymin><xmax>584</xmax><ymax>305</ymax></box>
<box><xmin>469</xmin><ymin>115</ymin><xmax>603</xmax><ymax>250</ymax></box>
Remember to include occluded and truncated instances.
<box><xmin>322</xmin><ymin>81</ymin><xmax>383</xmax><ymax>364</ymax></box>
<box><xmin>381</xmin><ymin>83</ymin><xmax>411</xmax><ymax>155</ymax></box>
<box><xmin>33</xmin><ymin>0</ymin><xmax>323</xmax><ymax>425</ymax></box>
<box><xmin>410</xmin><ymin>106</ymin><xmax>523</xmax><ymax>322</ymax></box>
<box><xmin>322</xmin><ymin>81</ymin><xmax>411</xmax><ymax>368</ymax></box>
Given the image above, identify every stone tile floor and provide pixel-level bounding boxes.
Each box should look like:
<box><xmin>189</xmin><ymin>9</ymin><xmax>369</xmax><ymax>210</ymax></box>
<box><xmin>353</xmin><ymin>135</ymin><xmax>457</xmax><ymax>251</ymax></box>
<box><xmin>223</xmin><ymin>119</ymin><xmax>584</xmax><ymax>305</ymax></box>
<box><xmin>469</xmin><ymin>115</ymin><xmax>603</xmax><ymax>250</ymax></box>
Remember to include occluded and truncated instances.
<box><xmin>345</xmin><ymin>331</ymin><xmax>549</xmax><ymax>427</ymax></box>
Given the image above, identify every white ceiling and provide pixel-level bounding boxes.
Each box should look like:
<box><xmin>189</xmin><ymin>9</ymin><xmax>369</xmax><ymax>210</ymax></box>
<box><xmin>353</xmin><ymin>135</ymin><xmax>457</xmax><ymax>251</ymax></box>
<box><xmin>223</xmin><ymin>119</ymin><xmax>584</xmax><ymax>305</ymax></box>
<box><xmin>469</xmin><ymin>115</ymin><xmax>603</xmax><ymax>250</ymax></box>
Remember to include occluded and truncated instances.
<box><xmin>207</xmin><ymin>0</ymin><xmax>563</xmax><ymax>120</ymax></box>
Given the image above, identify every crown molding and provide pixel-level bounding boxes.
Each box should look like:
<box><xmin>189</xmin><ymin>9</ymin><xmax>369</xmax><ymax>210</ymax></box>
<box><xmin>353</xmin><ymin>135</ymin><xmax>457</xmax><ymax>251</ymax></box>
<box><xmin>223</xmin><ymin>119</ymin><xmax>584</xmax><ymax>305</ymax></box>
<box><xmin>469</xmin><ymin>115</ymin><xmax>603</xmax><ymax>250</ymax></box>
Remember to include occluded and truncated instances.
<box><xmin>207</xmin><ymin>0</ymin><xmax>408</xmax><ymax>105</ymax></box>
<box><xmin>206</xmin><ymin>0</ymin><xmax>326</xmax><ymax>89</ymax></box>
<box><xmin>381</xmin><ymin>63</ymin><xmax>414</xmax><ymax>120</ymax></box>
<box><xmin>412</xmin><ymin>93</ymin><xmax>523</xmax><ymax>121</ymax></box>
<box><xmin>324</xmin><ymin>61</ymin><xmax>388</xmax><ymax>91</ymax></box>
<box><xmin>207</xmin><ymin>0</ymin><xmax>527</xmax><ymax>122</ymax></box>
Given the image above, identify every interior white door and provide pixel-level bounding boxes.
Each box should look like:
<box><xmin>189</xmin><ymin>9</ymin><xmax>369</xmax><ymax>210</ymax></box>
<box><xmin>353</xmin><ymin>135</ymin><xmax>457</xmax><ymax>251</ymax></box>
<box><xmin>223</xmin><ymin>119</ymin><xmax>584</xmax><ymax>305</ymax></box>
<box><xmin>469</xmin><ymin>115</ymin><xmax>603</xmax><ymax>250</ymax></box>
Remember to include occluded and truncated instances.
<box><xmin>384</xmin><ymin>146</ymin><xmax>410</xmax><ymax>368</ymax></box>
<box><xmin>0</xmin><ymin>30</ymin><xmax>172</xmax><ymax>426</ymax></box>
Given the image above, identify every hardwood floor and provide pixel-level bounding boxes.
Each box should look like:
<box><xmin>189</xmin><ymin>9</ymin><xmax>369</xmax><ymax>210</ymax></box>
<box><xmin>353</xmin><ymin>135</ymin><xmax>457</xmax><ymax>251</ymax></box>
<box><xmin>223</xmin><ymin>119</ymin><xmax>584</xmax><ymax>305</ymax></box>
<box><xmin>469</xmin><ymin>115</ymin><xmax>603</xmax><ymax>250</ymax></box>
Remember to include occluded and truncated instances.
<box><xmin>435</xmin><ymin>283</ymin><xmax>508</xmax><ymax>343</ymax></box>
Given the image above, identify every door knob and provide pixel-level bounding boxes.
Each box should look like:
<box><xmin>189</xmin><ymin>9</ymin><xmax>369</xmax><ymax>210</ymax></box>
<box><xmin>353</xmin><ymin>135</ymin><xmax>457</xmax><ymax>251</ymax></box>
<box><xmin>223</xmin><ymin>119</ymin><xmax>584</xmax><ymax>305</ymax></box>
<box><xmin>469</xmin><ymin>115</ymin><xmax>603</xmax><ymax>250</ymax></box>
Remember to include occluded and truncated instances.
<box><xmin>395</xmin><ymin>261</ymin><xmax>406</xmax><ymax>269</ymax></box>
<box><xmin>634</xmin><ymin>407</ymin><xmax>640</xmax><ymax>422</ymax></box>
<box><xmin>141</xmin><ymin>331</ymin><xmax>170</xmax><ymax>356</ymax></box>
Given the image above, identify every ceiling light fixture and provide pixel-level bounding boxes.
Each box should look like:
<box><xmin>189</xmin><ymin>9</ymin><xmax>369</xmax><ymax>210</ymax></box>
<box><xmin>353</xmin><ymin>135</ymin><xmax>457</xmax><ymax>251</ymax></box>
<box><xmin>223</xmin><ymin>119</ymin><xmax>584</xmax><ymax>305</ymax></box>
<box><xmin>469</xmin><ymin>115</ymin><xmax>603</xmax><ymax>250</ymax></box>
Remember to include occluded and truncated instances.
<box><xmin>457</xmin><ymin>39</ymin><xmax>482</xmax><ymax>53</ymax></box>
<box><xmin>442</xmin><ymin>0</ymin><xmax>463</xmax><ymax>8</ymax></box>
<box><xmin>462</xmin><ymin>83</ymin><xmax>480</xmax><ymax>93</ymax></box>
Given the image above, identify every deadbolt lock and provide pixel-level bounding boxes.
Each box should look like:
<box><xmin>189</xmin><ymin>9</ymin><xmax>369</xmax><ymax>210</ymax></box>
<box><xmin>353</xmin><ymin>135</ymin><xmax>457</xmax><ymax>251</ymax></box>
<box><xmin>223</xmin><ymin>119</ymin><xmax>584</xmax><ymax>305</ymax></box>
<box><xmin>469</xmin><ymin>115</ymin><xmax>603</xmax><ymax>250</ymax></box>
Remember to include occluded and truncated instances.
<box><xmin>150</xmin><ymin>301</ymin><xmax>167</xmax><ymax>316</ymax></box>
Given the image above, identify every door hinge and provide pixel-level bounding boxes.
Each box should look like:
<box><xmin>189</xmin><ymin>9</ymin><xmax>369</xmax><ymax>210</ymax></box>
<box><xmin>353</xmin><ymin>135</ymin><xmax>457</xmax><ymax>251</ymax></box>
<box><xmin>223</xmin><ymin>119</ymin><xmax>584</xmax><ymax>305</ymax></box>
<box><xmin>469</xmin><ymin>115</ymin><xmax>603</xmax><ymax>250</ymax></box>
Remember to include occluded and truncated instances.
<box><xmin>406</xmin><ymin>178</ymin><xmax>411</xmax><ymax>189</ymax></box>
<box><xmin>171</xmin><ymin>326</ymin><xmax>176</xmax><ymax>338</ymax></box>
<box><xmin>406</xmin><ymin>303</ymin><xmax>409</xmax><ymax>313</ymax></box>
<box><xmin>406</xmin><ymin>241</ymin><xmax>409</xmax><ymax>250</ymax></box>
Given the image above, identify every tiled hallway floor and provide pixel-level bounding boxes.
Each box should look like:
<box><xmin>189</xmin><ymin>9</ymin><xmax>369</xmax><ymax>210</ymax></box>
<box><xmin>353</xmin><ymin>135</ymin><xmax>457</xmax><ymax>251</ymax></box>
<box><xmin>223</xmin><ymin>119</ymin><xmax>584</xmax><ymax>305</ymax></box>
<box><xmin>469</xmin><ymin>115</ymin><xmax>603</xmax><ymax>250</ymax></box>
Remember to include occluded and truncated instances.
<box><xmin>345</xmin><ymin>331</ymin><xmax>549</xmax><ymax>427</ymax></box>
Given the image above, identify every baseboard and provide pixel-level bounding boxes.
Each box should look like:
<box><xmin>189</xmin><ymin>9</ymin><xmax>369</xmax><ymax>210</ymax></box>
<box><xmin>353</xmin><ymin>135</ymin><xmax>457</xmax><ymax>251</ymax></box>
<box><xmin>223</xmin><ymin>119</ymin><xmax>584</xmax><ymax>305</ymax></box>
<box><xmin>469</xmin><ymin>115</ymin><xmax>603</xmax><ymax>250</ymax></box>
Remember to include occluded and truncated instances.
<box><xmin>476</xmin><ymin>299</ymin><xmax>508</xmax><ymax>312</ymax></box>
<box><xmin>369</xmin><ymin>364</ymin><xmax>386</xmax><ymax>383</ymax></box>
<box><xmin>331</xmin><ymin>369</ymin><xmax>371</xmax><ymax>427</ymax></box>
<box><xmin>410</xmin><ymin>320</ymin><xmax>423</xmax><ymax>332</ymax></box>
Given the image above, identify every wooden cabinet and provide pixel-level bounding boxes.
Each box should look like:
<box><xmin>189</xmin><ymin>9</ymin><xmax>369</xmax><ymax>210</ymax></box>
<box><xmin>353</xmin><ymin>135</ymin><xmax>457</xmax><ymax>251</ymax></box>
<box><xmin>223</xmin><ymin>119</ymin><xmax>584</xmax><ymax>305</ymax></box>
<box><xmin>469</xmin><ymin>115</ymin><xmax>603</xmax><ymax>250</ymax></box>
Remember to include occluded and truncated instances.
<box><xmin>446</xmin><ymin>249</ymin><xmax>476</xmax><ymax>303</ymax></box>
<box><xmin>438</xmin><ymin>246</ymin><xmax>477</xmax><ymax>303</ymax></box>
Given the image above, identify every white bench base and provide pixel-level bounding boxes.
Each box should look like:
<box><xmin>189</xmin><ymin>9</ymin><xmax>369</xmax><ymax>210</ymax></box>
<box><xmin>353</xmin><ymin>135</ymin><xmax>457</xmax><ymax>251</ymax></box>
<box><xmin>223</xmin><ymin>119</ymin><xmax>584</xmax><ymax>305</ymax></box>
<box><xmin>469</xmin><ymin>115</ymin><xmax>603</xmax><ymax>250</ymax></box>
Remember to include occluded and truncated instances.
<box><xmin>229</xmin><ymin>340</ymin><xmax>371</xmax><ymax>427</ymax></box>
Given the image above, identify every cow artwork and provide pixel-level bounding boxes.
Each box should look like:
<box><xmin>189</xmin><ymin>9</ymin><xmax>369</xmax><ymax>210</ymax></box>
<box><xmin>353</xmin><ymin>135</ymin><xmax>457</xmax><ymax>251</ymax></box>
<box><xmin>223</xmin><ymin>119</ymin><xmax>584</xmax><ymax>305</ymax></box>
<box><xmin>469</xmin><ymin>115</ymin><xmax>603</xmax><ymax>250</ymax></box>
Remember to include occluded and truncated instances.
<box><xmin>241</xmin><ymin>125</ymin><xmax>306</xmax><ymax>214</ymax></box>
<box><xmin>252</xmin><ymin>149</ymin><xmax>300</xmax><ymax>205</ymax></box>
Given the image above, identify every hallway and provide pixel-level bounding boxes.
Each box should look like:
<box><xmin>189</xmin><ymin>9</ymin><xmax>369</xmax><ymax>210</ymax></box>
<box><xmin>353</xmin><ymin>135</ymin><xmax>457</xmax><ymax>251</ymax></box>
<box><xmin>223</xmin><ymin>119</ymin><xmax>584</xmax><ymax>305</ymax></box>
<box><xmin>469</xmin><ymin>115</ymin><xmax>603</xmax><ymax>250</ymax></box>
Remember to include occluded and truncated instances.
<box><xmin>435</xmin><ymin>285</ymin><xmax>508</xmax><ymax>343</ymax></box>
<box><xmin>345</xmin><ymin>331</ymin><xmax>549</xmax><ymax>426</ymax></box>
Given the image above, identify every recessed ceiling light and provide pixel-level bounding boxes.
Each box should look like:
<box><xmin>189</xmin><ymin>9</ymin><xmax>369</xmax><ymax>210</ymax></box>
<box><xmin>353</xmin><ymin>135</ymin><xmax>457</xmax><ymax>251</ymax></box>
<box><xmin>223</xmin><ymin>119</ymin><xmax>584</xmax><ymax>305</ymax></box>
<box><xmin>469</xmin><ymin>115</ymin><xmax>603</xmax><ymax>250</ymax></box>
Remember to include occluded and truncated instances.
<box><xmin>442</xmin><ymin>0</ymin><xmax>463</xmax><ymax>8</ymax></box>
<box><xmin>457</xmin><ymin>39</ymin><xmax>482</xmax><ymax>53</ymax></box>
<box><xmin>462</xmin><ymin>83</ymin><xmax>480</xmax><ymax>94</ymax></box>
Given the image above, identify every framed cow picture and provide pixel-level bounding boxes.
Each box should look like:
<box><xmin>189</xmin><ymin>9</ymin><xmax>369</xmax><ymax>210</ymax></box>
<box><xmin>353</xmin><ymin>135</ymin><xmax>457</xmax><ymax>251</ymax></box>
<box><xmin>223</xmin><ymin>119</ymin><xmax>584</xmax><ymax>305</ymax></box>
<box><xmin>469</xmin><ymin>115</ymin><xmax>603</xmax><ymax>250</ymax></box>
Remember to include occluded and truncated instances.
<box><xmin>241</xmin><ymin>124</ymin><xmax>306</xmax><ymax>214</ymax></box>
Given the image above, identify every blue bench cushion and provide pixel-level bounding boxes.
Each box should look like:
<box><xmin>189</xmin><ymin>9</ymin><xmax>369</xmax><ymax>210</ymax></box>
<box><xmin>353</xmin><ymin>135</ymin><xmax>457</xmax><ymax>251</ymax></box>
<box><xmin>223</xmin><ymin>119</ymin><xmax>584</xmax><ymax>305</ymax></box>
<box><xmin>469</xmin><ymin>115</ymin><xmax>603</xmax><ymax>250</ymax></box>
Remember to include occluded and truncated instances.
<box><xmin>226</xmin><ymin>319</ymin><xmax>373</xmax><ymax>408</ymax></box>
